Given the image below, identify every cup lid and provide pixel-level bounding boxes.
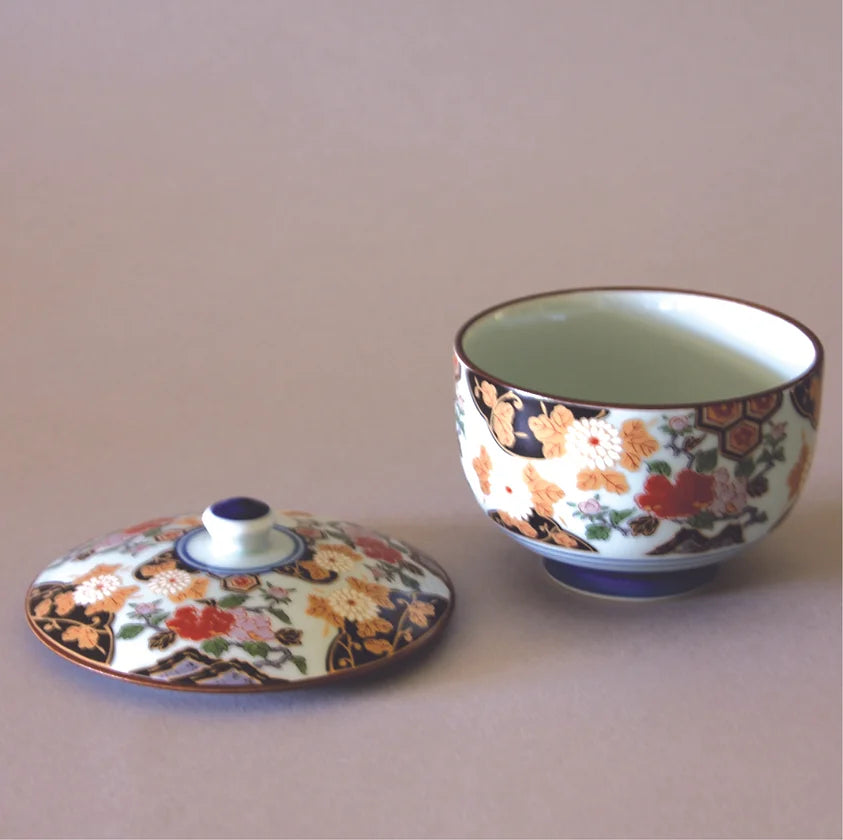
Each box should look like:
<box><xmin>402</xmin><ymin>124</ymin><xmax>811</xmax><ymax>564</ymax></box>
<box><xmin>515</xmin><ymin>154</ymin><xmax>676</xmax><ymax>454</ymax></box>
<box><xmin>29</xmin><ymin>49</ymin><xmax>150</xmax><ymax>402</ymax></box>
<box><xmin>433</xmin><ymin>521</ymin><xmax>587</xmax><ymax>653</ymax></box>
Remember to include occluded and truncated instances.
<box><xmin>25</xmin><ymin>498</ymin><xmax>454</xmax><ymax>692</ymax></box>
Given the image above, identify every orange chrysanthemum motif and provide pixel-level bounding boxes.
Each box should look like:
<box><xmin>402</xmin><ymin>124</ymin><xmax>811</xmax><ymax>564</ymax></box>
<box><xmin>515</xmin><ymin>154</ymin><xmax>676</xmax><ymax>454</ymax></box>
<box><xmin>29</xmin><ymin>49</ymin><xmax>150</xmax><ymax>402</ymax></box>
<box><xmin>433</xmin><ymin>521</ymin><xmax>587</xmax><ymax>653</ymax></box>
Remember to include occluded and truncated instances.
<box><xmin>347</xmin><ymin>577</ymin><xmax>393</xmax><ymax>609</ymax></box>
<box><xmin>306</xmin><ymin>593</ymin><xmax>345</xmax><ymax>634</ymax></box>
<box><xmin>71</xmin><ymin>565</ymin><xmax>139</xmax><ymax>616</ymax></box>
<box><xmin>313</xmin><ymin>544</ymin><xmax>363</xmax><ymax>574</ymax></box>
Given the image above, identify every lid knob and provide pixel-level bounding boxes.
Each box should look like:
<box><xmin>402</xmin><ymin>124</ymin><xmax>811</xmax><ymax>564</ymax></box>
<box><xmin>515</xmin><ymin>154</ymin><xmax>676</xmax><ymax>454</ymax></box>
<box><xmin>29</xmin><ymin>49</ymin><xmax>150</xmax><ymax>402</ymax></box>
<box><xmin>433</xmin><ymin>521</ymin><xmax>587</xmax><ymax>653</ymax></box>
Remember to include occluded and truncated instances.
<box><xmin>202</xmin><ymin>497</ymin><xmax>275</xmax><ymax>561</ymax></box>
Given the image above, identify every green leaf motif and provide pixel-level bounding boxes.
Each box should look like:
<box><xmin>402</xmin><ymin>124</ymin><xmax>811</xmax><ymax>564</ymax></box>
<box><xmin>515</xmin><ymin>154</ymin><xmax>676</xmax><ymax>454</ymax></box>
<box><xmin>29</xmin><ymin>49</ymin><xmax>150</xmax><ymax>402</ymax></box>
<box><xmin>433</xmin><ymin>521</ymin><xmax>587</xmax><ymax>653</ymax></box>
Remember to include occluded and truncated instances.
<box><xmin>292</xmin><ymin>655</ymin><xmax>308</xmax><ymax>675</ymax></box>
<box><xmin>647</xmin><ymin>461</ymin><xmax>673</xmax><ymax>477</ymax></box>
<box><xmin>201</xmin><ymin>637</ymin><xmax>230</xmax><ymax>656</ymax></box>
<box><xmin>398</xmin><ymin>571</ymin><xmax>421</xmax><ymax>590</ymax></box>
<box><xmin>147</xmin><ymin>610</ymin><xmax>169</xmax><ymax>626</ymax></box>
<box><xmin>268</xmin><ymin>606</ymin><xmax>291</xmax><ymax>624</ymax></box>
<box><xmin>217</xmin><ymin>594</ymin><xmax>248</xmax><ymax>609</ymax></box>
<box><xmin>241</xmin><ymin>641</ymin><xmax>270</xmax><ymax>658</ymax></box>
<box><xmin>686</xmin><ymin>510</ymin><xmax>716</xmax><ymax>529</ymax></box>
<box><xmin>694</xmin><ymin>448</ymin><xmax>718</xmax><ymax>473</ymax></box>
<box><xmin>735</xmin><ymin>456</ymin><xmax>755</xmax><ymax>478</ymax></box>
<box><xmin>610</xmin><ymin>508</ymin><xmax>636</xmax><ymax>525</ymax></box>
<box><xmin>585</xmin><ymin>523</ymin><xmax>612</xmax><ymax>541</ymax></box>
<box><xmin>116</xmin><ymin>623</ymin><xmax>145</xmax><ymax>640</ymax></box>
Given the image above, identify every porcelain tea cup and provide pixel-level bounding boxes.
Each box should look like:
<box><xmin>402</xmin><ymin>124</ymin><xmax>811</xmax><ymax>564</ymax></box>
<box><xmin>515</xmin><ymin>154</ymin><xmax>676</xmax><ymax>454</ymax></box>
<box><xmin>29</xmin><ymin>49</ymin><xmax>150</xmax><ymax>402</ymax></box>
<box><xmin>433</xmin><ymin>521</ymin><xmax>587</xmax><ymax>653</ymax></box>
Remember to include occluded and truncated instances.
<box><xmin>453</xmin><ymin>287</ymin><xmax>823</xmax><ymax>597</ymax></box>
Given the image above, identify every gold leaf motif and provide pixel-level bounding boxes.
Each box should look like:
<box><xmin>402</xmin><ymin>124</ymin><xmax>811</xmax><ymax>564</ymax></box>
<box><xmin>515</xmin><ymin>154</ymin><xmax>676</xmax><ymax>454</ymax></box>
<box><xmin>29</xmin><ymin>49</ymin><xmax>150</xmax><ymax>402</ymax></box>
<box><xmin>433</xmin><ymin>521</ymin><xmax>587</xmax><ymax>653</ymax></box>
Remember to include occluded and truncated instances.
<box><xmin>405</xmin><ymin>600</ymin><xmax>435</xmax><ymax>628</ymax></box>
<box><xmin>363</xmin><ymin>638</ymin><xmax>393</xmax><ymax>656</ymax></box>
<box><xmin>140</xmin><ymin>558</ymin><xmax>177</xmax><ymax>578</ymax></box>
<box><xmin>300</xmin><ymin>560</ymin><xmax>330</xmax><ymax>580</ymax></box>
<box><xmin>498</xmin><ymin>511</ymin><xmax>538</xmax><ymax>538</ymax></box>
<box><xmin>33</xmin><ymin>598</ymin><xmax>53</xmax><ymax>618</ymax></box>
<box><xmin>476</xmin><ymin>380</ymin><xmax>498</xmax><ymax>408</ymax></box>
<box><xmin>357</xmin><ymin>617</ymin><xmax>393</xmax><ymax>638</ymax></box>
<box><xmin>491</xmin><ymin>401</ymin><xmax>516</xmax><ymax>448</ymax></box>
<box><xmin>523</xmin><ymin>463</ymin><xmax>565</xmax><ymax>517</ymax></box>
<box><xmin>528</xmin><ymin>404</ymin><xmax>574</xmax><ymax>458</ymax></box>
<box><xmin>61</xmin><ymin>624</ymin><xmax>100</xmax><ymax>650</ymax></box>
<box><xmin>619</xmin><ymin>419</ymin><xmax>659</xmax><ymax>471</ymax></box>
<box><xmin>576</xmin><ymin>468</ymin><xmax>630</xmax><ymax>495</ymax></box>
<box><xmin>550</xmin><ymin>529</ymin><xmax>578</xmax><ymax>548</ymax></box>
<box><xmin>54</xmin><ymin>591</ymin><xmax>76</xmax><ymax>616</ymax></box>
<box><xmin>472</xmin><ymin>446</ymin><xmax>492</xmax><ymax>495</ymax></box>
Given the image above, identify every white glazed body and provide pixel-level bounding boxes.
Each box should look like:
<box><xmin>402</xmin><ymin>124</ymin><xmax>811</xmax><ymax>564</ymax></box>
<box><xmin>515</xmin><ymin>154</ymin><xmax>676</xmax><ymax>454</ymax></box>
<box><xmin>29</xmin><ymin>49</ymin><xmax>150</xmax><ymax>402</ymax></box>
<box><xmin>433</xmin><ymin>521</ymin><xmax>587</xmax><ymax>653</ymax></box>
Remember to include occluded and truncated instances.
<box><xmin>454</xmin><ymin>289</ymin><xmax>822</xmax><ymax>572</ymax></box>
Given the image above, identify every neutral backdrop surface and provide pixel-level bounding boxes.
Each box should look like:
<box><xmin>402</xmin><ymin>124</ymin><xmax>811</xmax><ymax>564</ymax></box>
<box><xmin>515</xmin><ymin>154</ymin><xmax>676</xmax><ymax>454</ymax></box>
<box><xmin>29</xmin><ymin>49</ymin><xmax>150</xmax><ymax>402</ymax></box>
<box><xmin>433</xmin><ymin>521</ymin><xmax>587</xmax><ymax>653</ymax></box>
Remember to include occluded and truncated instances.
<box><xmin>1</xmin><ymin>2</ymin><xmax>840</xmax><ymax>838</ymax></box>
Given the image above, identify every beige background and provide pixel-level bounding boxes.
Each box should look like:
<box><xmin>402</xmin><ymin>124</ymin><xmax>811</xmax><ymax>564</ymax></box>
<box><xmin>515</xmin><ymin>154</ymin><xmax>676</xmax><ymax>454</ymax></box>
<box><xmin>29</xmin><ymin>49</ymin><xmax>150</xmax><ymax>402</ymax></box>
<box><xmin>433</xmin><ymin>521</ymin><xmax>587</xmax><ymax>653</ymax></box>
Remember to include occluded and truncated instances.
<box><xmin>1</xmin><ymin>2</ymin><xmax>840</xmax><ymax>838</ymax></box>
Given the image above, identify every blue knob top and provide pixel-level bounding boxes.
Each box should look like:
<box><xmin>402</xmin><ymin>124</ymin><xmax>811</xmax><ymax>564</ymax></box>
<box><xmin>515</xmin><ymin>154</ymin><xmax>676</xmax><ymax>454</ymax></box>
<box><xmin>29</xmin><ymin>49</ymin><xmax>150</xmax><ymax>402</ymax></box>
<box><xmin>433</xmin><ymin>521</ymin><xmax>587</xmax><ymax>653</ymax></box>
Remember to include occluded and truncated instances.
<box><xmin>209</xmin><ymin>497</ymin><xmax>271</xmax><ymax>521</ymax></box>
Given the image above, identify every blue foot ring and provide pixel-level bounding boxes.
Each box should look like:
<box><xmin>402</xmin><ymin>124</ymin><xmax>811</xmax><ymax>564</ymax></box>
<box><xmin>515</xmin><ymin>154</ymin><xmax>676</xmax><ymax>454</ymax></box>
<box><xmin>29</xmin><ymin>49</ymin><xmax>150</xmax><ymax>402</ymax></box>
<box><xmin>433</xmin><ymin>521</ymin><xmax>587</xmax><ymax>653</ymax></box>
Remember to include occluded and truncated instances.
<box><xmin>543</xmin><ymin>559</ymin><xmax>719</xmax><ymax>599</ymax></box>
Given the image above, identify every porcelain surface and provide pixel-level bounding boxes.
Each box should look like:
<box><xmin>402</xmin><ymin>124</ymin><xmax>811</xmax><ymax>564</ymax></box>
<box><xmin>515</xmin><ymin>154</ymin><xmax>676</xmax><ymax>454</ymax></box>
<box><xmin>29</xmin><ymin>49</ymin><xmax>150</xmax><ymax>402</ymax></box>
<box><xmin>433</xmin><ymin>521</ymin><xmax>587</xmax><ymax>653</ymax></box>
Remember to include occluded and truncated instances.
<box><xmin>454</xmin><ymin>288</ymin><xmax>822</xmax><ymax>594</ymax></box>
<box><xmin>26</xmin><ymin>511</ymin><xmax>454</xmax><ymax>691</ymax></box>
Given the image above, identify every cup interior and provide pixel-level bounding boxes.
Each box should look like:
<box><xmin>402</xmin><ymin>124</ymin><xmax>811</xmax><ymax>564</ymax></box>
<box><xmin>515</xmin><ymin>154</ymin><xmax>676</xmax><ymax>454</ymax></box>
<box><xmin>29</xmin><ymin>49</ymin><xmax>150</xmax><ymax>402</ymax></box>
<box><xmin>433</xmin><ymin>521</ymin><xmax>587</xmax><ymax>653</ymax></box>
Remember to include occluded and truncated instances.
<box><xmin>458</xmin><ymin>289</ymin><xmax>819</xmax><ymax>405</ymax></box>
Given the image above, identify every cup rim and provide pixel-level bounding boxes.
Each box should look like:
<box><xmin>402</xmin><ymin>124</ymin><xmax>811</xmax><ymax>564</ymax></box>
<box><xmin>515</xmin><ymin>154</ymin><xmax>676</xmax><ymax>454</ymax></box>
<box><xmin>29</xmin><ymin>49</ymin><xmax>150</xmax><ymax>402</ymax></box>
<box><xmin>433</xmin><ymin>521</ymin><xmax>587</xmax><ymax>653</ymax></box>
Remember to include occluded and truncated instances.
<box><xmin>454</xmin><ymin>286</ymin><xmax>824</xmax><ymax>410</ymax></box>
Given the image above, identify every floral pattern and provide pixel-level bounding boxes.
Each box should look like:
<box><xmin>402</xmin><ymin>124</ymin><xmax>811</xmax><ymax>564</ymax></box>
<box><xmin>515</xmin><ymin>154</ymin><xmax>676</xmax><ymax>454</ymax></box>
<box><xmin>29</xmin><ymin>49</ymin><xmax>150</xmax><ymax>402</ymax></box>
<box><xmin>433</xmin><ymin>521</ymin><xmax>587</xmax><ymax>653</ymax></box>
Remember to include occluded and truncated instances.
<box><xmin>26</xmin><ymin>513</ymin><xmax>453</xmax><ymax>692</ymax></box>
<box><xmin>457</xmin><ymin>362</ymin><xmax>820</xmax><ymax>561</ymax></box>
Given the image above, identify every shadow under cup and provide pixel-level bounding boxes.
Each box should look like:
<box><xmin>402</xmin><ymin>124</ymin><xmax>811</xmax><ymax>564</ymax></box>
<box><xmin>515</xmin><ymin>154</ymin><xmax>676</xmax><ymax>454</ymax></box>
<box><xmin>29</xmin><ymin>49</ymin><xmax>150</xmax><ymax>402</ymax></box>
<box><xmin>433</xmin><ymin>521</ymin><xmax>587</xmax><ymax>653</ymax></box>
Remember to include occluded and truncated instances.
<box><xmin>454</xmin><ymin>288</ymin><xmax>823</xmax><ymax>598</ymax></box>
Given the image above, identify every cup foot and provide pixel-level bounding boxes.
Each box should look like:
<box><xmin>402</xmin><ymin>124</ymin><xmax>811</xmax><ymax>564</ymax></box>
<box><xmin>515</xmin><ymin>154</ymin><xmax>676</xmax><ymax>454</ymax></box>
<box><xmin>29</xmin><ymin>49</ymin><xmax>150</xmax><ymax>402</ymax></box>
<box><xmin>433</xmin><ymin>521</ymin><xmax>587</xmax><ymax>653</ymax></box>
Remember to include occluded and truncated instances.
<box><xmin>543</xmin><ymin>559</ymin><xmax>719</xmax><ymax>599</ymax></box>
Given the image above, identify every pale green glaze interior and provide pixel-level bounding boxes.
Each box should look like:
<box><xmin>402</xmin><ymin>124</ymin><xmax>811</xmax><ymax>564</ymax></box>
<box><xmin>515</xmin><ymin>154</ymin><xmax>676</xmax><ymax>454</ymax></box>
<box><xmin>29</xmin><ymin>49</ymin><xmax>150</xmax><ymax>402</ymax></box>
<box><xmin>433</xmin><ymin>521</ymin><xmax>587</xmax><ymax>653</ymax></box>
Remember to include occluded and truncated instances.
<box><xmin>460</xmin><ymin>290</ymin><xmax>818</xmax><ymax>405</ymax></box>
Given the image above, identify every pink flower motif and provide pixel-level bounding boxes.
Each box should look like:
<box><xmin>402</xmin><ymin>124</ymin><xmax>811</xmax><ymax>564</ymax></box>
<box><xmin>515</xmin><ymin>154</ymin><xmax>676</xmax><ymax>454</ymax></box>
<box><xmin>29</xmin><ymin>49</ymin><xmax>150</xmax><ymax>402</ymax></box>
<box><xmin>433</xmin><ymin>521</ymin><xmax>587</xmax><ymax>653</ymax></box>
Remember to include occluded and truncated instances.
<box><xmin>668</xmin><ymin>416</ymin><xmax>690</xmax><ymax>432</ymax></box>
<box><xmin>343</xmin><ymin>522</ymin><xmax>379</xmax><ymax>540</ymax></box>
<box><xmin>709</xmin><ymin>467</ymin><xmax>748</xmax><ymax>517</ymax></box>
<box><xmin>227</xmin><ymin>608</ymin><xmax>276</xmax><ymax>643</ymax></box>
<box><xmin>91</xmin><ymin>532</ymin><xmax>129</xmax><ymax>552</ymax></box>
<box><xmin>577</xmin><ymin>498</ymin><xmax>602</xmax><ymax>515</ymax></box>
<box><xmin>355</xmin><ymin>536</ymin><xmax>402</xmax><ymax>565</ymax></box>
<box><xmin>296</xmin><ymin>526</ymin><xmax>323</xmax><ymax>539</ymax></box>
<box><xmin>769</xmin><ymin>421</ymin><xmax>787</xmax><ymax>441</ymax></box>
<box><xmin>267</xmin><ymin>585</ymin><xmax>292</xmax><ymax>600</ymax></box>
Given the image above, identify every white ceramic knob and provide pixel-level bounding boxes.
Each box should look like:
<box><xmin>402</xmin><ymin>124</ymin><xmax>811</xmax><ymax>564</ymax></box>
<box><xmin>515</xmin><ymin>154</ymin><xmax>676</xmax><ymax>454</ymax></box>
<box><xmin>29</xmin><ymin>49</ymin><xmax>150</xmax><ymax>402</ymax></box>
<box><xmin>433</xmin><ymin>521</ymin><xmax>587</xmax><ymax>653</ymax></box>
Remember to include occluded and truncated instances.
<box><xmin>201</xmin><ymin>497</ymin><xmax>275</xmax><ymax>559</ymax></box>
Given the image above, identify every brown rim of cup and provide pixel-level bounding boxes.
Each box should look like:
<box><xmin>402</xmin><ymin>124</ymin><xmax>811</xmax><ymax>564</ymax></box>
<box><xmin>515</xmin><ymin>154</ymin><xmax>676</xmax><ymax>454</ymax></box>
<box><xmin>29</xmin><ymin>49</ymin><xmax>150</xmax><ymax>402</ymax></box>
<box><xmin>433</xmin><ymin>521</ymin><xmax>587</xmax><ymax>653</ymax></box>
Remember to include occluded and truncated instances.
<box><xmin>454</xmin><ymin>286</ymin><xmax>824</xmax><ymax>411</ymax></box>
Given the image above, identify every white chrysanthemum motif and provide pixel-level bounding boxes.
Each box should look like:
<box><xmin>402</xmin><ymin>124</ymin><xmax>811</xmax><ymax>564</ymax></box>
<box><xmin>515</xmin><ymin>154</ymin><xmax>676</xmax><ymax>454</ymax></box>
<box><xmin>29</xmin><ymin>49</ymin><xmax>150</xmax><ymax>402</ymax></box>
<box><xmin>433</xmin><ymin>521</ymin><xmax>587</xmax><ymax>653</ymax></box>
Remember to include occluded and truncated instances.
<box><xmin>73</xmin><ymin>574</ymin><xmax>122</xmax><ymax>605</ymax></box>
<box><xmin>565</xmin><ymin>417</ymin><xmax>623</xmax><ymax>470</ymax></box>
<box><xmin>313</xmin><ymin>546</ymin><xmax>358</xmax><ymax>573</ymax></box>
<box><xmin>148</xmin><ymin>569</ymin><xmax>193</xmax><ymax>596</ymax></box>
<box><xmin>486</xmin><ymin>457</ymin><xmax>534</xmax><ymax>521</ymax></box>
<box><xmin>327</xmin><ymin>587</ymin><xmax>379</xmax><ymax>623</ymax></box>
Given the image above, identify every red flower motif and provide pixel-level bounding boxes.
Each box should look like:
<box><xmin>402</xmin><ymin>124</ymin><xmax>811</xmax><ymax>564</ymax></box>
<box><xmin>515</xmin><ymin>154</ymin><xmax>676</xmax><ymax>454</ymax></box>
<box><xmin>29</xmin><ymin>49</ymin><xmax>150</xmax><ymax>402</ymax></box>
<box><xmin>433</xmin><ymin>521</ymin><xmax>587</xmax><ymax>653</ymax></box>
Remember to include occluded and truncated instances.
<box><xmin>355</xmin><ymin>536</ymin><xmax>401</xmax><ymax>565</ymax></box>
<box><xmin>166</xmin><ymin>605</ymin><xmax>235</xmax><ymax>641</ymax></box>
<box><xmin>635</xmin><ymin>470</ymin><xmax>716</xmax><ymax>519</ymax></box>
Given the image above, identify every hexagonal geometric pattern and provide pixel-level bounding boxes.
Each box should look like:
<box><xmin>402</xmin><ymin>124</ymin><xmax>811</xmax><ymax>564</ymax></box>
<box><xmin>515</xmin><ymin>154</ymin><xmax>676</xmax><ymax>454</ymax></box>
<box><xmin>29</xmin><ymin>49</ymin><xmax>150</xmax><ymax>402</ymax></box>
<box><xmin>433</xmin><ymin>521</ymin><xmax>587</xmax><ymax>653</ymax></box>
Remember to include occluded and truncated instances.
<box><xmin>696</xmin><ymin>393</ymin><xmax>782</xmax><ymax>460</ymax></box>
